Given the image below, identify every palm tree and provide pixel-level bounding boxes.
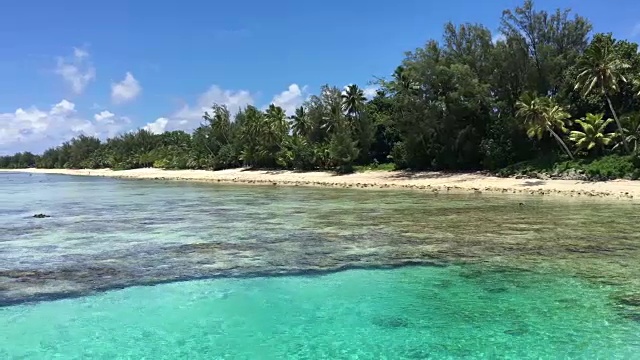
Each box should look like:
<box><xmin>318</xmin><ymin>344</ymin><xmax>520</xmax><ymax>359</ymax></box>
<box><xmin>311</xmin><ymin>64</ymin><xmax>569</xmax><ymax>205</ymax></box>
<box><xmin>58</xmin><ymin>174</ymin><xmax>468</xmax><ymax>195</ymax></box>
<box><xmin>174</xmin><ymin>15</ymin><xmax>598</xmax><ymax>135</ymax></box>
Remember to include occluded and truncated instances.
<box><xmin>614</xmin><ymin>113</ymin><xmax>640</xmax><ymax>153</ymax></box>
<box><xmin>392</xmin><ymin>66</ymin><xmax>420</xmax><ymax>94</ymax></box>
<box><xmin>263</xmin><ymin>104</ymin><xmax>289</xmax><ymax>150</ymax></box>
<box><xmin>569</xmin><ymin>113</ymin><xmax>616</xmax><ymax>154</ymax></box>
<box><xmin>516</xmin><ymin>93</ymin><xmax>574</xmax><ymax>159</ymax></box>
<box><xmin>290</xmin><ymin>106</ymin><xmax>311</xmax><ymax>138</ymax></box>
<box><xmin>574</xmin><ymin>41</ymin><xmax>631</xmax><ymax>152</ymax></box>
<box><xmin>633</xmin><ymin>79</ymin><xmax>640</xmax><ymax>97</ymax></box>
<box><xmin>238</xmin><ymin>106</ymin><xmax>264</xmax><ymax>166</ymax></box>
<box><xmin>203</xmin><ymin>104</ymin><xmax>232</xmax><ymax>145</ymax></box>
<box><xmin>321</xmin><ymin>95</ymin><xmax>343</xmax><ymax>135</ymax></box>
<box><xmin>341</xmin><ymin>84</ymin><xmax>367</xmax><ymax>117</ymax></box>
<box><xmin>267</xmin><ymin>106</ymin><xmax>291</xmax><ymax>168</ymax></box>
<box><xmin>240</xmin><ymin>106</ymin><xmax>262</xmax><ymax>143</ymax></box>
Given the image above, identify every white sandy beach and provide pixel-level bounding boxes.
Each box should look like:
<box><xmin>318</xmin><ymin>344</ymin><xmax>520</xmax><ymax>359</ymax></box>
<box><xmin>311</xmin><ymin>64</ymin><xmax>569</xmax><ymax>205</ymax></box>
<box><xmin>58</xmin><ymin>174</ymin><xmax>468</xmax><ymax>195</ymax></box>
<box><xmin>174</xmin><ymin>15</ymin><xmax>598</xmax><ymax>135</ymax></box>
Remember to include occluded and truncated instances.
<box><xmin>3</xmin><ymin>167</ymin><xmax>640</xmax><ymax>200</ymax></box>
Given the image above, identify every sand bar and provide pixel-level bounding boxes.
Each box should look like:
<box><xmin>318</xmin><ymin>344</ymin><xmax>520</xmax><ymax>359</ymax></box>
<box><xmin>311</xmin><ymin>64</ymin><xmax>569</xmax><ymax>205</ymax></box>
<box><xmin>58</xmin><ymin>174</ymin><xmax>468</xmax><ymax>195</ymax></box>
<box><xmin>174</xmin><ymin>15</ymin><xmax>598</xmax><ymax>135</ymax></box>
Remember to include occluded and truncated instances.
<box><xmin>3</xmin><ymin>167</ymin><xmax>640</xmax><ymax>200</ymax></box>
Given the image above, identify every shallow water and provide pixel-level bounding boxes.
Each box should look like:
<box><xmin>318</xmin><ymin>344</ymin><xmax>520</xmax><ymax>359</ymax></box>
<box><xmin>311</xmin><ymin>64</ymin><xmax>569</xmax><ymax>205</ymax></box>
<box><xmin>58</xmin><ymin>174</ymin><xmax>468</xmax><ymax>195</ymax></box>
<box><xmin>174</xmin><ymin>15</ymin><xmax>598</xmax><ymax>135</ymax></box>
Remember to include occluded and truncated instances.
<box><xmin>1</xmin><ymin>172</ymin><xmax>639</xmax><ymax>358</ymax></box>
<box><xmin>2</xmin><ymin>267</ymin><xmax>639</xmax><ymax>359</ymax></box>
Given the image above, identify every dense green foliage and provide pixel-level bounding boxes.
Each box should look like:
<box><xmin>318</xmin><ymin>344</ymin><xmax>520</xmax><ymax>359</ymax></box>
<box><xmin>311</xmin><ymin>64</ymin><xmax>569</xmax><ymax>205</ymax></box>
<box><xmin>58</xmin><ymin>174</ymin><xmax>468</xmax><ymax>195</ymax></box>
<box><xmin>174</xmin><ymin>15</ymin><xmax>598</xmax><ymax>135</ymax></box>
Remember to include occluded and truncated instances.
<box><xmin>497</xmin><ymin>155</ymin><xmax>640</xmax><ymax>181</ymax></box>
<box><xmin>3</xmin><ymin>1</ymin><xmax>640</xmax><ymax>178</ymax></box>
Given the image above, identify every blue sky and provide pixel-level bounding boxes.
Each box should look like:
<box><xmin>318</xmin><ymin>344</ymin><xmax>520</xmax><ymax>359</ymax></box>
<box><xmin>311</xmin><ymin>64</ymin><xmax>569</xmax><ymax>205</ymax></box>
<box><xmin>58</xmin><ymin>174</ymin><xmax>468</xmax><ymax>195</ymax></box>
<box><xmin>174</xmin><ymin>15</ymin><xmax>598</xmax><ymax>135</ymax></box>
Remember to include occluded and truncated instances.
<box><xmin>1</xmin><ymin>0</ymin><xmax>640</xmax><ymax>154</ymax></box>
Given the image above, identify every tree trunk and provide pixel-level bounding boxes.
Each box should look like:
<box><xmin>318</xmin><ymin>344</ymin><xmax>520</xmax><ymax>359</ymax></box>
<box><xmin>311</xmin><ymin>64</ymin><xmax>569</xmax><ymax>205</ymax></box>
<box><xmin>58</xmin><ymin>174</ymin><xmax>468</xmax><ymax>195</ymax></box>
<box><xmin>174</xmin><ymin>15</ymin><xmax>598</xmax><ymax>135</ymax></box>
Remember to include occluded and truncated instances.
<box><xmin>548</xmin><ymin>126</ymin><xmax>574</xmax><ymax>160</ymax></box>
<box><xmin>606</xmin><ymin>94</ymin><xmax>630</xmax><ymax>153</ymax></box>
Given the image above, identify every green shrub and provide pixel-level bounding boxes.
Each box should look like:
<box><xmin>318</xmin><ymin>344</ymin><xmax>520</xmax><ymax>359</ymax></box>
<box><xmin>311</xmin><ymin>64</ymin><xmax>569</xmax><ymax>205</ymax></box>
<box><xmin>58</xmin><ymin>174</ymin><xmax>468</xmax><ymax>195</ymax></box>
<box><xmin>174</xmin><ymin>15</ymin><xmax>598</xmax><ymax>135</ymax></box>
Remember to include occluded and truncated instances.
<box><xmin>390</xmin><ymin>142</ymin><xmax>408</xmax><ymax>169</ymax></box>
<box><xmin>580</xmin><ymin>155</ymin><xmax>636</xmax><ymax>180</ymax></box>
<box><xmin>153</xmin><ymin>159</ymin><xmax>170</xmax><ymax>169</ymax></box>
<box><xmin>354</xmin><ymin>162</ymin><xmax>396</xmax><ymax>172</ymax></box>
<box><xmin>495</xmin><ymin>154</ymin><xmax>560</xmax><ymax>177</ymax></box>
<box><xmin>215</xmin><ymin>144</ymin><xmax>239</xmax><ymax>170</ymax></box>
<box><xmin>329</xmin><ymin>130</ymin><xmax>359</xmax><ymax>174</ymax></box>
<box><xmin>496</xmin><ymin>154</ymin><xmax>639</xmax><ymax>180</ymax></box>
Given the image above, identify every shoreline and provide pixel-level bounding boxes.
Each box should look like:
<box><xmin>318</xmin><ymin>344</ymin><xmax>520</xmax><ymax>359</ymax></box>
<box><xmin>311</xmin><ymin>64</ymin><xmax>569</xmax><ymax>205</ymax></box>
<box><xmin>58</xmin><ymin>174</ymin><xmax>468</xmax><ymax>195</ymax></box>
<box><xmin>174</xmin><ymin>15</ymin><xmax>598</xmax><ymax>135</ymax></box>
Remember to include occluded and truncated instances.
<box><xmin>5</xmin><ymin>168</ymin><xmax>640</xmax><ymax>200</ymax></box>
<box><xmin>2</xmin><ymin>167</ymin><xmax>639</xmax><ymax>200</ymax></box>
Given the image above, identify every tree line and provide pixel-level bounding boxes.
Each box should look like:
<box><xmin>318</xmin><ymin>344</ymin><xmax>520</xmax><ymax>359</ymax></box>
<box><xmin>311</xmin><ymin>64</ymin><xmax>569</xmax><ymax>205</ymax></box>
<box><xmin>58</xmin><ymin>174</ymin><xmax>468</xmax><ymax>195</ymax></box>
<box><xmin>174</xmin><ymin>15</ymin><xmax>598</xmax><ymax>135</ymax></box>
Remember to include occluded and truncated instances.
<box><xmin>3</xmin><ymin>1</ymin><xmax>640</xmax><ymax>177</ymax></box>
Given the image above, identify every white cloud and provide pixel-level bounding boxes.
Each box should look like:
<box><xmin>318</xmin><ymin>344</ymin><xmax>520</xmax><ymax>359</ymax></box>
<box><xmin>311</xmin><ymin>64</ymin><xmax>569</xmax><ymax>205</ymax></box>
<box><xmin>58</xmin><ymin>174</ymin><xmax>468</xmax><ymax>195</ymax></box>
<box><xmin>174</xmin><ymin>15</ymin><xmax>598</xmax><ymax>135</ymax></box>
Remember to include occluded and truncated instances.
<box><xmin>0</xmin><ymin>100</ymin><xmax>129</xmax><ymax>154</ymax></box>
<box><xmin>632</xmin><ymin>23</ymin><xmax>640</xmax><ymax>38</ymax></box>
<box><xmin>156</xmin><ymin>83</ymin><xmax>307</xmax><ymax>133</ymax></box>
<box><xmin>111</xmin><ymin>72</ymin><xmax>142</xmax><ymax>104</ymax></box>
<box><xmin>363</xmin><ymin>85</ymin><xmax>379</xmax><ymax>99</ymax></box>
<box><xmin>156</xmin><ymin>85</ymin><xmax>255</xmax><ymax>132</ymax></box>
<box><xmin>143</xmin><ymin>117</ymin><xmax>169</xmax><ymax>134</ymax></box>
<box><xmin>270</xmin><ymin>84</ymin><xmax>307</xmax><ymax>115</ymax></box>
<box><xmin>73</xmin><ymin>48</ymin><xmax>89</xmax><ymax>59</ymax></box>
<box><xmin>94</xmin><ymin>110</ymin><xmax>115</xmax><ymax>122</ymax></box>
<box><xmin>2</xmin><ymin>83</ymin><xmax>334</xmax><ymax>153</ymax></box>
<box><xmin>55</xmin><ymin>47</ymin><xmax>96</xmax><ymax>94</ymax></box>
<box><xmin>492</xmin><ymin>33</ymin><xmax>506</xmax><ymax>44</ymax></box>
<box><xmin>196</xmin><ymin>85</ymin><xmax>254</xmax><ymax>116</ymax></box>
<box><xmin>50</xmin><ymin>99</ymin><xmax>76</xmax><ymax>115</ymax></box>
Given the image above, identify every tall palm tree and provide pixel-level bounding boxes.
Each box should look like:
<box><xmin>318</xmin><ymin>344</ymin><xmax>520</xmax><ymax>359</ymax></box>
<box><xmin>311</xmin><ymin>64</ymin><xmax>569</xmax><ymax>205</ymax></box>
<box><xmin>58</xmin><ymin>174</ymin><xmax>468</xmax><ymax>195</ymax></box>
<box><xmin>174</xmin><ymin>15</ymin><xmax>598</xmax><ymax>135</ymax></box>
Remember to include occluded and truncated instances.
<box><xmin>321</xmin><ymin>94</ymin><xmax>343</xmax><ymax>135</ymax></box>
<box><xmin>240</xmin><ymin>106</ymin><xmax>262</xmax><ymax>143</ymax></box>
<box><xmin>290</xmin><ymin>106</ymin><xmax>311</xmax><ymax>138</ymax></box>
<box><xmin>516</xmin><ymin>93</ymin><xmax>574</xmax><ymax>159</ymax></box>
<box><xmin>569</xmin><ymin>113</ymin><xmax>616</xmax><ymax>154</ymax></box>
<box><xmin>203</xmin><ymin>104</ymin><xmax>231</xmax><ymax>145</ymax></box>
<box><xmin>264</xmin><ymin>104</ymin><xmax>289</xmax><ymax>145</ymax></box>
<box><xmin>341</xmin><ymin>84</ymin><xmax>367</xmax><ymax>117</ymax></box>
<box><xmin>574</xmin><ymin>41</ymin><xmax>631</xmax><ymax>152</ymax></box>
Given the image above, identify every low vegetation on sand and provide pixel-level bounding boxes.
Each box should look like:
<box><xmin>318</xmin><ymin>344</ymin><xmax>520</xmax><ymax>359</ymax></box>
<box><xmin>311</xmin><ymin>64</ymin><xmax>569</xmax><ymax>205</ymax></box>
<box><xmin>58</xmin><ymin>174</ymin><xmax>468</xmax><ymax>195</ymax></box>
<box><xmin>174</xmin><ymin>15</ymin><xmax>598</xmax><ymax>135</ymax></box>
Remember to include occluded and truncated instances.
<box><xmin>3</xmin><ymin>1</ymin><xmax>640</xmax><ymax>180</ymax></box>
<box><xmin>496</xmin><ymin>155</ymin><xmax>640</xmax><ymax>181</ymax></box>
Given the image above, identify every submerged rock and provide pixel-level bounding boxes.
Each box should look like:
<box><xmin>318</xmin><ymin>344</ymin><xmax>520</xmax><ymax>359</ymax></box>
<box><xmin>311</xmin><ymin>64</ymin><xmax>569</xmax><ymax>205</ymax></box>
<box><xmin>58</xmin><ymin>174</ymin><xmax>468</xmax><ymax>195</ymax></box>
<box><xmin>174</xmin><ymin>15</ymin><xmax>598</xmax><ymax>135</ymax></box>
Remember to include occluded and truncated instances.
<box><xmin>484</xmin><ymin>286</ymin><xmax>510</xmax><ymax>294</ymax></box>
<box><xmin>371</xmin><ymin>315</ymin><xmax>411</xmax><ymax>328</ymax></box>
<box><xmin>1</xmin><ymin>219</ymin><xmax>638</xmax><ymax>309</ymax></box>
<box><xmin>613</xmin><ymin>293</ymin><xmax>640</xmax><ymax>308</ymax></box>
<box><xmin>620</xmin><ymin>310</ymin><xmax>640</xmax><ymax>323</ymax></box>
<box><xmin>32</xmin><ymin>214</ymin><xmax>51</xmax><ymax>218</ymax></box>
<box><xmin>504</xmin><ymin>327</ymin><xmax>529</xmax><ymax>336</ymax></box>
<box><xmin>610</xmin><ymin>293</ymin><xmax>640</xmax><ymax>322</ymax></box>
<box><xmin>622</xmin><ymin>312</ymin><xmax>640</xmax><ymax>323</ymax></box>
<box><xmin>0</xmin><ymin>230</ymin><xmax>449</xmax><ymax>306</ymax></box>
<box><xmin>404</xmin><ymin>347</ymin><xmax>431</xmax><ymax>359</ymax></box>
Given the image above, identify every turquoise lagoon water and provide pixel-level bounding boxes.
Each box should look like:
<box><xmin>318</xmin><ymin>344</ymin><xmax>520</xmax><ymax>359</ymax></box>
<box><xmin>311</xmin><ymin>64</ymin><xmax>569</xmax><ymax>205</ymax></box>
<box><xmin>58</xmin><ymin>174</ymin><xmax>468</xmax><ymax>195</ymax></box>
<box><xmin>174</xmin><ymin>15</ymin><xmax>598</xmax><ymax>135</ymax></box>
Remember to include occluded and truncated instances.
<box><xmin>0</xmin><ymin>172</ymin><xmax>639</xmax><ymax>359</ymax></box>
<box><xmin>2</xmin><ymin>267</ymin><xmax>639</xmax><ymax>359</ymax></box>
